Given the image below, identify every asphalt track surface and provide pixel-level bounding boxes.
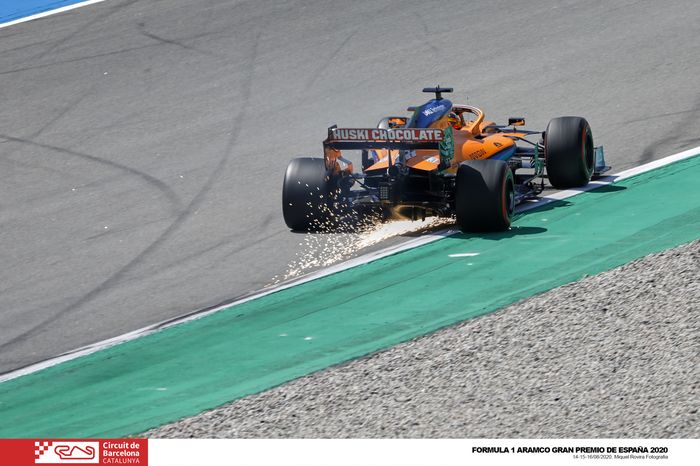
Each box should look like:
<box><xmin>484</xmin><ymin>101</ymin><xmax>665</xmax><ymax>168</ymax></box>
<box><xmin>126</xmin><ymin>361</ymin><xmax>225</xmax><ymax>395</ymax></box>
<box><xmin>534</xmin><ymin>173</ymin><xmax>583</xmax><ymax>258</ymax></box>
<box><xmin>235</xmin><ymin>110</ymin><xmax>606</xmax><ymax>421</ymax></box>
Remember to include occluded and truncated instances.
<box><xmin>1</xmin><ymin>0</ymin><xmax>700</xmax><ymax>373</ymax></box>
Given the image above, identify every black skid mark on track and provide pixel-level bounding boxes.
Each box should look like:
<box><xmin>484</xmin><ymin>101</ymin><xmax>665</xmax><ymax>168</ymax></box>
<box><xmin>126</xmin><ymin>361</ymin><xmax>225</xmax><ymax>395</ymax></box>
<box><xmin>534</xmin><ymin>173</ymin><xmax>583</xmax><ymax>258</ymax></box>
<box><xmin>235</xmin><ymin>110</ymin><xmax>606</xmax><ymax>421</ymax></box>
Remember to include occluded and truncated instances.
<box><xmin>304</xmin><ymin>28</ymin><xmax>357</xmax><ymax>92</ymax></box>
<box><xmin>0</xmin><ymin>85</ymin><xmax>100</xmax><ymax>178</ymax></box>
<box><xmin>0</xmin><ymin>134</ymin><xmax>183</xmax><ymax>215</ymax></box>
<box><xmin>0</xmin><ymin>26</ymin><xmax>232</xmax><ymax>76</ymax></box>
<box><xmin>137</xmin><ymin>22</ymin><xmax>226</xmax><ymax>60</ymax></box>
<box><xmin>413</xmin><ymin>11</ymin><xmax>441</xmax><ymax>55</ymax></box>
<box><xmin>20</xmin><ymin>0</ymin><xmax>142</xmax><ymax>65</ymax></box>
<box><xmin>214</xmin><ymin>229</ymin><xmax>285</xmax><ymax>265</ymax></box>
<box><xmin>26</xmin><ymin>82</ymin><xmax>99</xmax><ymax>141</ymax></box>
<box><xmin>0</xmin><ymin>31</ymin><xmax>262</xmax><ymax>353</ymax></box>
<box><xmin>634</xmin><ymin>96</ymin><xmax>700</xmax><ymax>165</ymax></box>
<box><xmin>0</xmin><ymin>38</ymin><xmax>55</xmax><ymax>57</ymax></box>
<box><xmin>0</xmin><ymin>43</ymin><xmax>166</xmax><ymax>77</ymax></box>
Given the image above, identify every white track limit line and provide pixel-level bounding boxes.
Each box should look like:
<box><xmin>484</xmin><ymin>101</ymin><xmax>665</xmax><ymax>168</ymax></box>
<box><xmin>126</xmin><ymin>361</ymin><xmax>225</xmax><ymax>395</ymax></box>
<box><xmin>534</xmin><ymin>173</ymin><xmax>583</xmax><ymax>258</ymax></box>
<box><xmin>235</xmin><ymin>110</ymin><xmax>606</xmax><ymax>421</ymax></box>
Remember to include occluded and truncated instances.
<box><xmin>1</xmin><ymin>145</ymin><xmax>699</xmax><ymax>384</ymax></box>
<box><xmin>0</xmin><ymin>0</ymin><xmax>107</xmax><ymax>30</ymax></box>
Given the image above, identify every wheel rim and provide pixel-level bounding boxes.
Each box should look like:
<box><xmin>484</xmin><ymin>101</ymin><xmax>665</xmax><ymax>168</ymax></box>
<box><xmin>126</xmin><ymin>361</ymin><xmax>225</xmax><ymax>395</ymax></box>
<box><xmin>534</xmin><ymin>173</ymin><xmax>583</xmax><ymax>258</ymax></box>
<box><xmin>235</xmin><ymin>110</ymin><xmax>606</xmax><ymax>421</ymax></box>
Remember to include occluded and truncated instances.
<box><xmin>508</xmin><ymin>185</ymin><xmax>515</xmax><ymax>217</ymax></box>
<box><xmin>502</xmin><ymin>172</ymin><xmax>515</xmax><ymax>222</ymax></box>
<box><xmin>582</xmin><ymin>128</ymin><xmax>594</xmax><ymax>176</ymax></box>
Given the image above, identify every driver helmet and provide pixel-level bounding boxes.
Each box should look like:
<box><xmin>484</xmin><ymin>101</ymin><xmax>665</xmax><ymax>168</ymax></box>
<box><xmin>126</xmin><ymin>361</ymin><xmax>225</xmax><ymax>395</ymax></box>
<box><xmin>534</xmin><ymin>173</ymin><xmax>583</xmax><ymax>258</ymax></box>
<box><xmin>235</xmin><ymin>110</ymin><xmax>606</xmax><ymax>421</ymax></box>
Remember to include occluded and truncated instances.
<box><xmin>447</xmin><ymin>112</ymin><xmax>462</xmax><ymax>129</ymax></box>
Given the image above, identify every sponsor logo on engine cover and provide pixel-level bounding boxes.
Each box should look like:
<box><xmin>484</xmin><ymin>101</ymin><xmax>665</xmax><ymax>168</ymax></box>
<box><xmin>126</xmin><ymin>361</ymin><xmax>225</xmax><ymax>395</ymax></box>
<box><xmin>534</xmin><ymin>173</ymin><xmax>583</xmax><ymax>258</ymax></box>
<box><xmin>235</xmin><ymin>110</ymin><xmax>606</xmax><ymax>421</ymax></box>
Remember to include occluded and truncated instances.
<box><xmin>421</xmin><ymin>104</ymin><xmax>446</xmax><ymax>116</ymax></box>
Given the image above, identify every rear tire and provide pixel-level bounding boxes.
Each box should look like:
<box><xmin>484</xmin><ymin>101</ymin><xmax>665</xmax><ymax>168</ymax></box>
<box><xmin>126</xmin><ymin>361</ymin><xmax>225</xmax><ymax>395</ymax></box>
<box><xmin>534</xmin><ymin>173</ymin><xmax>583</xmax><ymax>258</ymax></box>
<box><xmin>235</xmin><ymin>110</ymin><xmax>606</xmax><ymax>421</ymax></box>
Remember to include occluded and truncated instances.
<box><xmin>282</xmin><ymin>158</ymin><xmax>337</xmax><ymax>231</ymax></box>
<box><xmin>545</xmin><ymin>116</ymin><xmax>594</xmax><ymax>189</ymax></box>
<box><xmin>455</xmin><ymin>159</ymin><xmax>514</xmax><ymax>232</ymax></box>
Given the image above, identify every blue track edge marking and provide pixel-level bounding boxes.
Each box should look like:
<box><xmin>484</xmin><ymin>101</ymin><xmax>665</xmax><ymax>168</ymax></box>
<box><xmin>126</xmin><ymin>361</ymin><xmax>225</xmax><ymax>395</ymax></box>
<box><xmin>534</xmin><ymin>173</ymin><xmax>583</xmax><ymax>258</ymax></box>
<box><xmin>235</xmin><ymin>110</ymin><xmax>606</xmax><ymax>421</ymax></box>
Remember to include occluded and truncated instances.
<box><xmin>1</xmin><ymin>1</ymin><xmax>97</xmax><ymax>25</ymax></box>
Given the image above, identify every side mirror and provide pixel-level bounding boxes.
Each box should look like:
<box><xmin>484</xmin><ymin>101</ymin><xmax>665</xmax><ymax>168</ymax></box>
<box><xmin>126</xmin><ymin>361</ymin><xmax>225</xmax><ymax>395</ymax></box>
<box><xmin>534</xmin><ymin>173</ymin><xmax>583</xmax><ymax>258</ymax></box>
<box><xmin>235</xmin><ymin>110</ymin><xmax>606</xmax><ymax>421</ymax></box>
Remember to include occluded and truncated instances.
<box><xmin>508</xmin><ymin>117</ymin><xmax>525</xmax><ymax>126</ymax></box>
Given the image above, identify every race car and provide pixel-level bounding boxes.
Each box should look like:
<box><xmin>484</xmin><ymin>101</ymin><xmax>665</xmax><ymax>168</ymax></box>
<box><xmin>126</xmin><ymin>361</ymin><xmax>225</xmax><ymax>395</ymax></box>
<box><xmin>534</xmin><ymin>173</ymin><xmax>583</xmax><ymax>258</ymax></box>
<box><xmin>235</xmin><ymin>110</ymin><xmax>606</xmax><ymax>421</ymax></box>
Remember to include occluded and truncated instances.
<box><xmin>283</xmin><ymin>86</ymin><xmax>609</xmax><ymax>232</ymax></box>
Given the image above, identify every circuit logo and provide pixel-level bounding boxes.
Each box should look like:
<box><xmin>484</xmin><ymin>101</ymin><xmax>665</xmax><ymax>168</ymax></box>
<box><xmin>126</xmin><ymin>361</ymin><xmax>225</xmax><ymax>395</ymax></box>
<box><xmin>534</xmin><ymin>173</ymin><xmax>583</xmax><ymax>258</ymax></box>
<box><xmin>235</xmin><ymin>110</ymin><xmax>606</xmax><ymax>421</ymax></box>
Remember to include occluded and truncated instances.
<box><xmin>35</xmin><ymin>441</ymin><xmax>100</xmax><ymax>463</ymax></box>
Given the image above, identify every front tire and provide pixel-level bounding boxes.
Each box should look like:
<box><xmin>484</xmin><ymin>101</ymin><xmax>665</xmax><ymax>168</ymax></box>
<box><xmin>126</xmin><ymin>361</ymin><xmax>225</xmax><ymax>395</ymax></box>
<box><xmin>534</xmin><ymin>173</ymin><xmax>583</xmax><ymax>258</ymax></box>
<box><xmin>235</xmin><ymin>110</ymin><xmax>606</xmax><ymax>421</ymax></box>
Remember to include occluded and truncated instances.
<box><xmin>282</xmin><ymin>158</ymin><xmax>337</xmax><ymax>231</ymax></box>
<box><xmin>545</xmin><ymin>116</ymin><xmax>594</xmax><ymax>189</ymax></box>
<box><xmin>455</xmin><ymin>159</ymin><xmax>514</xmax><ymax>232</ymax></box>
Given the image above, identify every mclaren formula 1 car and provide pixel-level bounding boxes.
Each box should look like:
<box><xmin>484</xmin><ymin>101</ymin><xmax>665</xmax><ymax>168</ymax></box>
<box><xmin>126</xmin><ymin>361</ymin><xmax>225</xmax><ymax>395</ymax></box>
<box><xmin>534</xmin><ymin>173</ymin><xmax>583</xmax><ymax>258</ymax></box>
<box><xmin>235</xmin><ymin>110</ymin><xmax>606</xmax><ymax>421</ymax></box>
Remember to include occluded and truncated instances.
<box><xmin>283</xmin><ymin>86</ymin><xmax>609</xmax><ymax>232</ymax></box>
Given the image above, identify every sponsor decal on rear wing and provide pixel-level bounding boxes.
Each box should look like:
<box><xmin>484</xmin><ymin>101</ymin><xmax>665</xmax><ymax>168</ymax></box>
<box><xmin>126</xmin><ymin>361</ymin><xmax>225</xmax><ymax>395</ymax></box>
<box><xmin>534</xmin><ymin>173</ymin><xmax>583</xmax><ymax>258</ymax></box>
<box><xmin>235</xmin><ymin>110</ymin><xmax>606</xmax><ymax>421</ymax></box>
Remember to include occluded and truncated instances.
<box><xmin>323</xmin><ymin>127</ymin><xmax>444</xmax><ymax>150</ymax></box>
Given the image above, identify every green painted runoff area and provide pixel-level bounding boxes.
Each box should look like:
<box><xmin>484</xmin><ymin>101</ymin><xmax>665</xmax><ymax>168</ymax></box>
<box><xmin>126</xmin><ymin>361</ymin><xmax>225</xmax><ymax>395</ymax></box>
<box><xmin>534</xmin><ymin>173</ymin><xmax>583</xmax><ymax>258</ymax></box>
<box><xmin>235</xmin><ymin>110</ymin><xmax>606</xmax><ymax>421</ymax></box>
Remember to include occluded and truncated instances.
<box><xmin>1</xmin><ymin>155</ymin><xmax>699</xmax><ymax>437</ymax></box>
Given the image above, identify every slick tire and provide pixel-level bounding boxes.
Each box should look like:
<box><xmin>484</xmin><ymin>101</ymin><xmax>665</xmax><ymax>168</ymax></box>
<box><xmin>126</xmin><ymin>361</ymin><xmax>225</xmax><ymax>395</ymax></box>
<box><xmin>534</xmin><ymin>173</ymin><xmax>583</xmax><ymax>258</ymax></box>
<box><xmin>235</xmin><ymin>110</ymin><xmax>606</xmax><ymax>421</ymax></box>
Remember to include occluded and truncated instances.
<box><xmin>455</xmin><ymin>159</ymin><xmax>514</xmax><ymax>232</ymax></box>
<box><xmin>545</xmin><ymin>116</ymin><xmax>594</xmax><ymax>189</ymax></box>
<box><xmin>282</xmin><ymin>157</ymin><xmax>337</xmax><ymax>231</ymax></box>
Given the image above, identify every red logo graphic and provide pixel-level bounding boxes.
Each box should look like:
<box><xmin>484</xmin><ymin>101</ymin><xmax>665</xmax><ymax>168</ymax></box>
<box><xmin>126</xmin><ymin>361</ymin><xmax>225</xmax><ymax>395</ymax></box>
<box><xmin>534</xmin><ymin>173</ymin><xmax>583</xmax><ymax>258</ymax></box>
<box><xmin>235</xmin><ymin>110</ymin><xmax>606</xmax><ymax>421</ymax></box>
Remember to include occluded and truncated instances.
<box><xmin>55</xmin><ymin>445</ymin><xmax>96</xmax><ymax>460</ymax></box>
<box><xmin>35</xmin><ymin>441</ymin><xmax>99</xmax><ymax>463</ymax></box>
<box><xmin>0</xmin><ymin>438</ymin><xmax>147</xmax><ymax>466</ymax></box>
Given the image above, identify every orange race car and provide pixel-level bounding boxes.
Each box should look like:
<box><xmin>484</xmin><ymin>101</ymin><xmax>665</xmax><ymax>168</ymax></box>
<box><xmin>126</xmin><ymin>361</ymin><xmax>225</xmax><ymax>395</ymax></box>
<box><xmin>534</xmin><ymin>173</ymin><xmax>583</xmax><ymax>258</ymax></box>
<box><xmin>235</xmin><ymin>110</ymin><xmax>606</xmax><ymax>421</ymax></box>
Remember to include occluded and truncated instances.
<box><xmin>283</xmin><ymin>86</ymin><xmax>609</xmax><ymax>232</ymax></box>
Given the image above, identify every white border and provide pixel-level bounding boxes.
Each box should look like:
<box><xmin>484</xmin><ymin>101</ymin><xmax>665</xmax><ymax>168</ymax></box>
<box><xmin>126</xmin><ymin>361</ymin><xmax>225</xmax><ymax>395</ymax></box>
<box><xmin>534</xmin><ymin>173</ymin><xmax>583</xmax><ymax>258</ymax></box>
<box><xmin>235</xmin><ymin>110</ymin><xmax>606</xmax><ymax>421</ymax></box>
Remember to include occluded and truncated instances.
<box><xmin>0</xmin><ymin>0</ymin><xmax>107</xmax><ymax>30</ymax></box>
<box><xmin>149</xmin><ymin>438</ymin><xmax>698</xmax><ymax>466</ymax></box>
<box><xmin>1</xmin><ymin>145</ymin><xmax>698</xmax><ymax>383</ymax></box>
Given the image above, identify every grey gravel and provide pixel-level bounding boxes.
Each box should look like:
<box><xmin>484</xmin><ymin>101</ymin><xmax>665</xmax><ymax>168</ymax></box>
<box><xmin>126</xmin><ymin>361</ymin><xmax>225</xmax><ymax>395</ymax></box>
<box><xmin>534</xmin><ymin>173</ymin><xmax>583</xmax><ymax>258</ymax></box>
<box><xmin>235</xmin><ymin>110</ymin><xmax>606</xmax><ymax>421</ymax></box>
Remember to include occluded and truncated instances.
<box><xmin>148</xmin><ymin>240</ymin><xmax>700</xmax><ymax>438</ymax></box>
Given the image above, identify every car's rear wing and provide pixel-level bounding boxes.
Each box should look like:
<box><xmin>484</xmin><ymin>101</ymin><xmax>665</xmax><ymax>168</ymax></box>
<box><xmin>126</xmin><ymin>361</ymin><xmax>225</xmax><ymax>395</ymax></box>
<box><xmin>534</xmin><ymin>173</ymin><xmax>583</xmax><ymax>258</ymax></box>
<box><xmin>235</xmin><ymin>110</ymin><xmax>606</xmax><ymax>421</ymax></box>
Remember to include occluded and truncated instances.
<box><xmin>323</xmin><ymin>126</ymin><xmax>455</xmax><ymax>174</ymax></box>
<box><xmin>323</xmin><ymin>126</ymin><xmax>444</xmax><ymax>151</ymax></box>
